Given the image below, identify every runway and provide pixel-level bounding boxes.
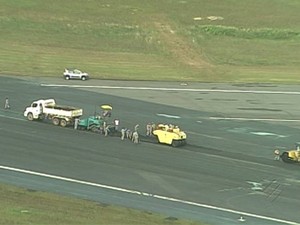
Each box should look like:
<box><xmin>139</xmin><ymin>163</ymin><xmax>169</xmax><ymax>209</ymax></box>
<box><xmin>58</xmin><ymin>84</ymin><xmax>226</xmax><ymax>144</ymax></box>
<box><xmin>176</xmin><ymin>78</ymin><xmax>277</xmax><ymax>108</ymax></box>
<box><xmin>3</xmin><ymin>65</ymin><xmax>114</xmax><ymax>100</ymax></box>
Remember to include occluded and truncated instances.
<box><xmin>0</xmin><ymin>75</ymin><xmax>300</xmax><ymax>224</ymax></box>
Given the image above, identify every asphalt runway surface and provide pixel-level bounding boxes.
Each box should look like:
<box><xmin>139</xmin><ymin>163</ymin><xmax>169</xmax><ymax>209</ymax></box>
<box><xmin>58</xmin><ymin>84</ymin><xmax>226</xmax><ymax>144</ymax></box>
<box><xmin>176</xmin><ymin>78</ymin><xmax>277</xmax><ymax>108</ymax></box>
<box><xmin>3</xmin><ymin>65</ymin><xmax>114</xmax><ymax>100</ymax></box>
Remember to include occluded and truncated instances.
<box><xmin>1</xmin><ymin>75</ymin><xmax>300</xmax><ymax>225</ymax></box>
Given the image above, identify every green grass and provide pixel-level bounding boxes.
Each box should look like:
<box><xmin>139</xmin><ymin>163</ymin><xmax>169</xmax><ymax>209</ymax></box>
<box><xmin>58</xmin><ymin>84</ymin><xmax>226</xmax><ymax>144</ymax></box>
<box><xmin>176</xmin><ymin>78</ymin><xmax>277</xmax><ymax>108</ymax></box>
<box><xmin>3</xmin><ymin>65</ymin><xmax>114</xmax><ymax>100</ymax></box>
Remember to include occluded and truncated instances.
<box><xmin>0</xmin><ymin>0</ymin><xmax>299</xmax><ymax>83</ymax></box>
<box><xmin>190</xmin><ymin>25</ymin><xmax>300</xmax><ymax>40</ymax></box>
<box><xmin>0</xmin><ymin>183</ymin><xmax>205</xmax><ymax>225</ymax></box>
<box><xmin>1</xmin><ymin>0</ymin><xmax>300</xmax><ymax>224</ymax></box>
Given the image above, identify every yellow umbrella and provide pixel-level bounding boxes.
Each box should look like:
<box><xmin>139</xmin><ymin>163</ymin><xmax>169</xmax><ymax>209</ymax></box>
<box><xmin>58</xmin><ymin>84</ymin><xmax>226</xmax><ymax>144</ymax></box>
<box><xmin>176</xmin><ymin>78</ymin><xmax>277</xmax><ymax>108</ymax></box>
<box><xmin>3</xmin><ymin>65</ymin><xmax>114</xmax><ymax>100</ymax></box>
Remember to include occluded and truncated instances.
<box><xmin>100</xmin><ymin>104</ymin><xmax>112</xmax><ymax>110</ymax></box>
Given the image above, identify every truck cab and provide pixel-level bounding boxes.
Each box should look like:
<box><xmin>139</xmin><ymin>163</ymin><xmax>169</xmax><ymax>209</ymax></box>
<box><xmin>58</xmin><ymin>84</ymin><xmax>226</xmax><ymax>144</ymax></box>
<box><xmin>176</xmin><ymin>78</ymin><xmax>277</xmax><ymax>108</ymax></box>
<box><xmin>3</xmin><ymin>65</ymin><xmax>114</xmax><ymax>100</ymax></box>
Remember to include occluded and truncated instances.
<box><xmin>24</xmin><ymin>99</ymin><xmax>56</xmax><ymax>120</ymax></box>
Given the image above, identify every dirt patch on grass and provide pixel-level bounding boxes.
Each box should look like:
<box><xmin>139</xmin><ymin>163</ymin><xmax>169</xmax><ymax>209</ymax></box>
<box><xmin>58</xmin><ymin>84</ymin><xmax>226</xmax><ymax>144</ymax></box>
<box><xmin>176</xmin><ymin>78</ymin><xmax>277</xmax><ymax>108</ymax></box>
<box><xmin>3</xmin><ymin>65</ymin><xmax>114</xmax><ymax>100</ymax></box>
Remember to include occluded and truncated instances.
<box><xmin>154</xmin><ymin>21</ymin><xmax>212</xmax><ymax>69</ymax></box>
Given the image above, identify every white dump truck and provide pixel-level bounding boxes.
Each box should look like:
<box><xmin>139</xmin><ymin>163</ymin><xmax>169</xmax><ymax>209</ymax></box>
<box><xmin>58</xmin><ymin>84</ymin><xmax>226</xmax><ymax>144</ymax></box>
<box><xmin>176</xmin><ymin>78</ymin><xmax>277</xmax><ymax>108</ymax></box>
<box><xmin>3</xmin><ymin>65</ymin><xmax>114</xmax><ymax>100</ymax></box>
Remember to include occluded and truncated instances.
<box><xmin>23</xmin><ymin>99</ymin><xmax>83</xmax><ymax>127</ymax></box>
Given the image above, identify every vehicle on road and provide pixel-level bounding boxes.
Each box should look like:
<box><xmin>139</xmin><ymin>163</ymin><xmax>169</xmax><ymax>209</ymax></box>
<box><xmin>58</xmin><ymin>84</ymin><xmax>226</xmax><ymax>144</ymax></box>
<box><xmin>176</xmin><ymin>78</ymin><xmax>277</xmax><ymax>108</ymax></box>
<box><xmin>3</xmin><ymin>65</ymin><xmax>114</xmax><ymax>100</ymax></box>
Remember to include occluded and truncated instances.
<box><xmin>78</xmin><ymin>116</ymin><xmax>103</xmax><ymax>132</ymax></box>
<box><xmin>63</xmin><ymin>68</ymin><xmax>89</xmax><ymax>81</ymax></box>
<box><xmin>281</xmin><ymin>147</ymin><xmax>300</xmax><ymax>163</ymax></box>
<box><xmin>23</xmin><ymin>99</ymin><xmax>83</xmax><ymax>127</ymax></box>
<box><xmin>152</xmin><ymin>124</ymin><xmax>187</xmax><ymax>147</ymax></box>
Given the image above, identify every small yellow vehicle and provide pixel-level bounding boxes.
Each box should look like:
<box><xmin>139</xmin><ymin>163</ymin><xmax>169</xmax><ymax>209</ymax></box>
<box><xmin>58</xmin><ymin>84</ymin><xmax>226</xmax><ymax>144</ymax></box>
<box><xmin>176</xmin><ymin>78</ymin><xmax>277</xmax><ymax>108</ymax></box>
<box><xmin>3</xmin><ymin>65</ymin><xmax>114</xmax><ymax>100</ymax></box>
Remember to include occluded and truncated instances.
<box><xmin>152</xmin><ymin>124</ymin><xmax>187</xmax><ymax>147</ymax></box>
<box><xmin>281</xmin><ymin>148</ymin><xmax>300</xmax><ymax>163</ymax></box>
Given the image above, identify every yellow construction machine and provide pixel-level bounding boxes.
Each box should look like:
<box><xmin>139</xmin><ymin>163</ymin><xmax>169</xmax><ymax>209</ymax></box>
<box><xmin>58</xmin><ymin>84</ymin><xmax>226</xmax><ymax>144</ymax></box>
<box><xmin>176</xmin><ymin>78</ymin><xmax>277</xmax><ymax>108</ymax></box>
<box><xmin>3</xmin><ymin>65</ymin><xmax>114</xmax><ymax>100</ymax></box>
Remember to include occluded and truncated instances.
<box><xmin>280</xmin><ymin>144</ymin><xmax>300</xmax><ymax>163</ymax></box>
<box><xmin>152</xmin><ymin>124</ymin><xmax>187</xmax><ymax>147</ymax></box>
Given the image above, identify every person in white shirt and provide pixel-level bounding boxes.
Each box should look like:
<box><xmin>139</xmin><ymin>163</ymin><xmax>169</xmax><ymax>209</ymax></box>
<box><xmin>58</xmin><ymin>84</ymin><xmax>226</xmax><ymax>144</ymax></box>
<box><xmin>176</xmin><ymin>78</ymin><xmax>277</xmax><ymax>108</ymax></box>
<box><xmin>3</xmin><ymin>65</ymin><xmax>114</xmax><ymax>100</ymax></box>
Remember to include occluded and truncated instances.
<box><xmin>114</xmin><ymin>119</ymin><xmax>120</xmax><ymax>131</ymax></box>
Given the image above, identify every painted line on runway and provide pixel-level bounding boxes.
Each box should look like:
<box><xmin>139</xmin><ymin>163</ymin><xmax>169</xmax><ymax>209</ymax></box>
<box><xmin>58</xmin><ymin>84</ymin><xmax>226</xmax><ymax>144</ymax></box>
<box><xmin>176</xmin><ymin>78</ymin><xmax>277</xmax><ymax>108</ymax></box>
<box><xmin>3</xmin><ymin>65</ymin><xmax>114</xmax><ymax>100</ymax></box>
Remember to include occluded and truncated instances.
<box><xmin>0</xmin><ymin>165</ymin><xmax>298</xmax><ymax>225</ymax></box>
<box><xmin>0</xmin><ymin>165</ymin><xmax>142</xmax><ymax>195</ymax></box>
<box><xmin>209</xmin><ymin>116</ymin><xmax>300</xmax><ymax>122</ymax></box>
<box><xmin>156</xmin><ymin>113</ymin><xmax>181</xmax><ymax>119</ymax></box>
<box><xmin>41</xmin><ymin>84</ymin><xmax>300</xmax><ymax>95</ymax></box>
<box><xmin>186</xmin><ymin>131</ymin><xmax>223</xmax><ymax>140</ymax></box>
<box><xmin>0</xmin><ymin>113</ymin><xmax>25</xmax><ymax>121</ymax></box>
<box><xmin>286</xmin><ymin>178</ymin><xmax>300</xmax><ymax>185</ymax></box>
<box><xmin>250</xmin><ymin>132</ymin><xmax>287</xmax><ymax>138</ymax></box>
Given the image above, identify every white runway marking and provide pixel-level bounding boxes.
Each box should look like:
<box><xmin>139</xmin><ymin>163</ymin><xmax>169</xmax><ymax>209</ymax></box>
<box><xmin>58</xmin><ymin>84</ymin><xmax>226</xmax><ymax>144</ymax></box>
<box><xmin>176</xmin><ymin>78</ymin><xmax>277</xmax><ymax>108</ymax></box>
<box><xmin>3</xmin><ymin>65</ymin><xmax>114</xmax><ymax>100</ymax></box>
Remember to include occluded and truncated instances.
<box><xmin>247</xmin><ymin>181</ymin><xmax>264</xmax><ymax>191</ymax></box>
<box><xmin>210</xmin><ymin>117</ymin><xmax>300</xmax><ymax>122</ymax></box>
<box><xmin>0</xmin><ymin>113</ymin><xmax>25</xmax><ymax>121</ymax></box>
<box><xmin>41</xmin><ymin>84</ymin><xmax>300</xmax><ymax>95</ymax></box>
<box><xmin>187</xmin><ymin>131</ymin><xmax>223</xmax><ymax>140</ymax></box>
<box><xmin>0</xmin><ymin>165</ymin><xmax>298</xmax><ymax>225</ymax></box>
<box><xmin>156</xmin><ymin>113</ymin><xmax>181</xmax><ymax>119</ymax></box>
<box><xmin>286</xmin><ymin>178</ymin><xmax>300</xmax><ymax>184</ymax></box>
<box><xmin>40</xmin><ymin>84</ymin><xmax>300</xmax><ymax>124</ymax></box>
<box><xmin>250</xmin><ymin>132</ymin><xmax>286</xmax><ymax>138</ymax></box>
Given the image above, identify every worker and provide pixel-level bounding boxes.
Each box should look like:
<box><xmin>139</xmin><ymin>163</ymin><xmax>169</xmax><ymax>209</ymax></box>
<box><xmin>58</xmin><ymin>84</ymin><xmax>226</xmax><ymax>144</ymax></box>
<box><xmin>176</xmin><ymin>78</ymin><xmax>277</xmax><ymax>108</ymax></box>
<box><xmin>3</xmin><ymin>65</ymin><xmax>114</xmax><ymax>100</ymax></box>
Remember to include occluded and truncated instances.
<box><xmin>164</xmin><ymin>124</ymin><xmax>169</xmax><ymax>131</ymax></box>
<box><xmin>103</xmin><ymin>121</ymin><xmax>108</xmax><ymax>136</ymax></box>
<box><xmin>114</xmin><ymin>119</ymin><xmax>120</xmax><ymax>131</ymax></box>
<box><xmin>274</xmin><ymin>149</ymin><xmax>280</xmax><ymax>161</ymax></box>
<box><xmin>132</xmin><ymin>131</ymin><xmax>139</xmax><ymax>144</ymax></box>
<box><xmin>40</xmin><ymin>103</ymin><xmax>44</xmax><ymax>113</ymax></box>
<box><xmin>126</xmin><ymin>129</ymin><xmax>132</xmax><ymax>140</ymax></box>
<box><xmin>102</xmin><ymin>110</ymin><xmax>107</xmax><ymax>117</ymax></box>
<box><xmin>134</xmin><ymin>124</ymin><xmax>139</xmax><ymax>132</ymax></box>
<box><xmin>4</xmin><ymin>97</ymin><xmax>10</xmax><ymax>109</ymax></box>
<box><xmin>295</xmin><ymin>144</ymin><xmax>300</xmax><ymax>160</ymax></box>
<box><xmin>74</xmin><ymin>118</ymin><xmax>79</xmax><ymax>130</ymax></box>
<box><xmin>102</xmin><ymin>110</ymin><xmax>111</xmax><ymax>118</ymax></box>
<box><xmin>121</xmin><ymin>127</ymin><xmax>126</xmax><ymax>140</ymax></box>
<box><xmin>105</xmin><ymin>124</ymin><xmax>112</xmax><ymax>136</ymax></box>
<box><xmin>173</xmin><ymin>126</ymin><xmax>180</xmax><ymax>134</ymax></box>
<box><xmin>151</xmin><ymin>122</ymin><xmax>156</xmax><ymax>134</ymax></box>
<box><xmin>146</xmin><ymin>123</ymin><xmax>152</xmax><ymax>136</ymax></box>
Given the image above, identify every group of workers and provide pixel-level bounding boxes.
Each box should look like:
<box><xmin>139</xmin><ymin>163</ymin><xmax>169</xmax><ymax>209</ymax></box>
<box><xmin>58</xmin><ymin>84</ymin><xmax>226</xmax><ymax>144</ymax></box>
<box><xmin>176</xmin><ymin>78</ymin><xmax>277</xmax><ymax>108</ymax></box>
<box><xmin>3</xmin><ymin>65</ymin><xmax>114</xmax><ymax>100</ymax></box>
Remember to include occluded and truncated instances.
<box><xmin>120</xmin><ymin>127</ymin><xmax>139</xmax><ymax>143</ymax></box>
<box><xmin>73</xmin><ymin>114</ymin><xmax>186</xmax><ymax>145</ymax></box>
<box><xmin>99</xmin><ymin>119</ymin><xmax>178</xmax><ymax>144</ymax></box>
<box><xmin>95</xmin><ymin>118</ymin><xmax>141</xmax><ymax>144</ymax></box>
<box><xmin>146</xmin><ymin>122</ymin><xmax>156</xmax><ymax>136</ymax></box>
<box><xmin>120</xmin><ymin>124</ymin><xmax>140</xmax><ymax>144</ymax></box>
<box><xmin>101</xmin><ymin>121</ymin><xmax>161</xmax><ymax>144</ymax></box>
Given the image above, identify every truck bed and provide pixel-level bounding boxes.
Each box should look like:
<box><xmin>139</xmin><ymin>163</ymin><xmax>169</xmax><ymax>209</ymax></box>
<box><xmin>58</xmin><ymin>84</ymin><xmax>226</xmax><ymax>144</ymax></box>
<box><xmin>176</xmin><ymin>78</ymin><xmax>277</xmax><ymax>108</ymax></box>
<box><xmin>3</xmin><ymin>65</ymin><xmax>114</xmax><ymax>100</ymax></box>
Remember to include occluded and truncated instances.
<box><xmin>45</xmin><ymin>105</ymin><xmax>78</xmax><ymax>111</ymax></box>
<box><xmin>43</xmin><ymin>105</ymin><xmax>83</xmax><ymax>117</ymax></box>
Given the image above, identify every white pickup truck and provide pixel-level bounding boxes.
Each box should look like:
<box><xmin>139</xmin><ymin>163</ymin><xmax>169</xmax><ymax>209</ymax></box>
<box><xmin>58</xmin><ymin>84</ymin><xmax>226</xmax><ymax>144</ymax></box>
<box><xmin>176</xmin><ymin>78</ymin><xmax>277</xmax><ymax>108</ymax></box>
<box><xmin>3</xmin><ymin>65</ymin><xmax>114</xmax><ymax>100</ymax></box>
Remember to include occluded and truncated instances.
<box><xmin>24</xmin><ymin>99</ymin><xmax>83</xmax><ymax>127</ymax></box>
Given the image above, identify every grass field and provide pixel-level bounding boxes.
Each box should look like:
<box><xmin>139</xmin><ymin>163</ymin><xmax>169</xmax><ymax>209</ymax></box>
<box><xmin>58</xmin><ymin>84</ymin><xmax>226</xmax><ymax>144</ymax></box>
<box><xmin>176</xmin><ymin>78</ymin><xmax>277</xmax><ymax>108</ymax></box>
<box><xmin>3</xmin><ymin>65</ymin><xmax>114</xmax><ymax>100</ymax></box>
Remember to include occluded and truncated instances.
<box><xmin>1</xmin><ymin>1</ymin><xmax>300</xmax><ymax>224</ymax></box>
<box><xmin>0</xmin><ymin>0</ymin><xmax>299</xmax><ymax>82</ymax></box>
<box><xmin>0</xmin><ymin>183</ymin><xmax>204</xmax><ymax>225</ymax></box>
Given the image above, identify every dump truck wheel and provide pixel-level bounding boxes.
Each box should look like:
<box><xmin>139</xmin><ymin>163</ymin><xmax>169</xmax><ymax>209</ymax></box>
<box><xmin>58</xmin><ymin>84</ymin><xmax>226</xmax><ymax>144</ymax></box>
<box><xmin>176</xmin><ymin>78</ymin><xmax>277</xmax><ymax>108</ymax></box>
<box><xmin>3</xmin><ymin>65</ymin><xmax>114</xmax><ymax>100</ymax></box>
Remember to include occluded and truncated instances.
<box><xmin>27</xmin><ymin>113</ymin><xmax>34</xmax><ymax>121</ymax></box>
<box><xmin>60</xmin><ymin>119</ymin><xmax>67</xmax><ymax>127</ymax></box>
<box><xmin>53</xmin><ymin>118</ymin><xmax>60</xmax><ymax>126</ymax></box>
